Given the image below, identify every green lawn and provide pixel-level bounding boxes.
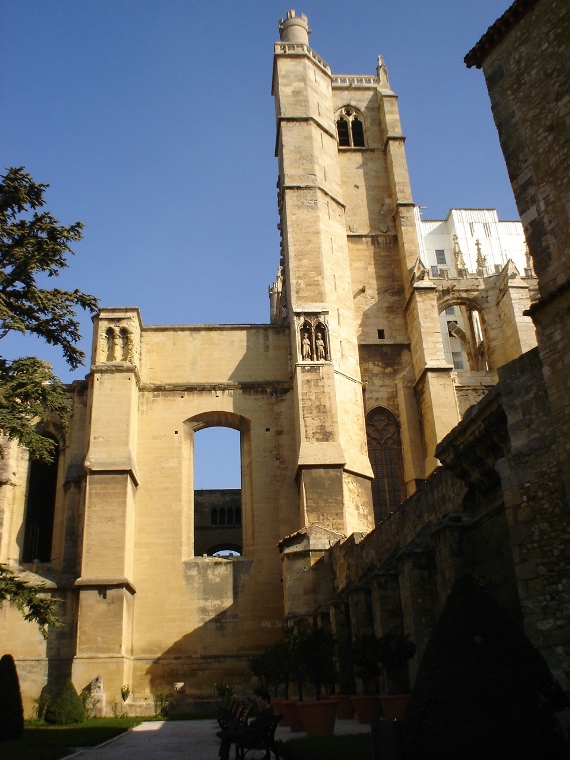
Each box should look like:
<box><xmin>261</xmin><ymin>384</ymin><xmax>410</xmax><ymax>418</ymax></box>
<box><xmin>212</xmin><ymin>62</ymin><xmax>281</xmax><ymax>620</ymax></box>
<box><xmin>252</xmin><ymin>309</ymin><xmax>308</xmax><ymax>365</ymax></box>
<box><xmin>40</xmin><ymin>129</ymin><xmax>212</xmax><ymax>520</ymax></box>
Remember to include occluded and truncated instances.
<box><xmin>280</xmin><ymin>733</ymin><xmax>373</xmax><ymax>760</ymax></box>
<box><xmin>1</xmin><ymin>718</ymin><xmax>142</xmax><ymax>760</ymax></box>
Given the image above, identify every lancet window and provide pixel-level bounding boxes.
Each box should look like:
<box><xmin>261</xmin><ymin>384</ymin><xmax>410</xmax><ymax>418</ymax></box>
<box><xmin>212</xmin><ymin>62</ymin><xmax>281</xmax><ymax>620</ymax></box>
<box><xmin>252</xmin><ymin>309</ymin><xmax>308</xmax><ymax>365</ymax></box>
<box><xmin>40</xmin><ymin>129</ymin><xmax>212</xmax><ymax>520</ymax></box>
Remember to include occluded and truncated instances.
<box><xmin>22</xmin><ymin>434</ymin><xmax>59</xmax><ymax>562</ymax></box>
<box><xmin>366</xmin><ymin>407</ymin><xmax>404</xmax><ymax>523</ymax></box>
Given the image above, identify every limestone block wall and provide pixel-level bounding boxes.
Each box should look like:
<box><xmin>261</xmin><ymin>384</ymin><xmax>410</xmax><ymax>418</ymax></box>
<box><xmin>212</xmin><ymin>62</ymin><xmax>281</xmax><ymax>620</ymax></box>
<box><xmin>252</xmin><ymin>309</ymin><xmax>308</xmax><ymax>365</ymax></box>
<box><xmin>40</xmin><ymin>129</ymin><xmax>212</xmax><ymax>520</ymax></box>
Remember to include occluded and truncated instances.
<box><xmin>466</xmin><ymin>0</ymin><xmax>570</xmax><ymax>504</ymax></box>
<box><xmin>70</xmin><ymin>313</ymin><xmax>301</xmax><ymax>706</ymax></box>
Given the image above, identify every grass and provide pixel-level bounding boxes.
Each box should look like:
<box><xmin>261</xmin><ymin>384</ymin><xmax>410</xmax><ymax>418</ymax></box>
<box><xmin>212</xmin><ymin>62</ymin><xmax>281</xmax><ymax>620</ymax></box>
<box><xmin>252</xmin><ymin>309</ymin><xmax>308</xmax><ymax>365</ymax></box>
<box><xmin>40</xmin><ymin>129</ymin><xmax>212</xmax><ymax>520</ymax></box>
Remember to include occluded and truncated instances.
<box><xmin>1</xmin><ymin>717</ymin><xmax>142</xmax><ymax>760</ymax></box>
<box><xmin>280</xmin><ymin>733</ymin><xmax>373</xmax><ymax>760</ymax></box>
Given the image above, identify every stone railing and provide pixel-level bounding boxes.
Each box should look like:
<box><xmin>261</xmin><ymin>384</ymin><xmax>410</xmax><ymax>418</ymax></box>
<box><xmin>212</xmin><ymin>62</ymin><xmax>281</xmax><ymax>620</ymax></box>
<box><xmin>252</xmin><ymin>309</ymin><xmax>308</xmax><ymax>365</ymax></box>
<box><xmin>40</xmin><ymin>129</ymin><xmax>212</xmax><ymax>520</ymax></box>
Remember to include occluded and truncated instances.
<box><xmin>274</xmin><ymin>43</ymin><xmax>331</xmax><ymax>73</ymax></box>
<box><xmin>332</xmin><ymin>75</ymin><xmax>379</xmax><ymax>87</ymax></box>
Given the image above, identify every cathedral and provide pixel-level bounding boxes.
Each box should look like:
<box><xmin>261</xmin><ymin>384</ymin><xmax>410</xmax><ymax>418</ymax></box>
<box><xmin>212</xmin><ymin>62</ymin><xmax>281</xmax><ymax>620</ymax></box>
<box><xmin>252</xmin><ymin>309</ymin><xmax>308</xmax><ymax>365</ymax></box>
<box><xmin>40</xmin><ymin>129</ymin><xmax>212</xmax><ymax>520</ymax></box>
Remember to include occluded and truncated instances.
<box><xmin>2</xmin><ymin>6</ymin><xmax>568</xmax><ymax>716</ymax></box>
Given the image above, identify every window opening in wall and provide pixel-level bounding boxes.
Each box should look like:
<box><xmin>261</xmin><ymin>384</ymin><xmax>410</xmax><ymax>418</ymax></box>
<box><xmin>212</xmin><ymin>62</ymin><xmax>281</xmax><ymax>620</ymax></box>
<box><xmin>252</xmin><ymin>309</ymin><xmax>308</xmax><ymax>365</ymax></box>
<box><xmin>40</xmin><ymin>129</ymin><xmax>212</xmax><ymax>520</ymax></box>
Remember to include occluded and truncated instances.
<box><xmin>337</xmin><ymin>118</ymin><xmax>350</xmax><ymax>146</ymax></box>
<box><xmin>366</xmin><ymin>408</ymin><xmax>404</xmax><ymax>524</ymax></box>
<box><xmin>193</xmin><ymin>427</ymin><xmax>242</xmax><ymax>556</ymax></box>
<box><xmin>436</xmin><ymin>249</ymin><xmax>446</xmax><ymax>265</ymax></box>
<box><xmin>22</xmin><ymin>434</ymin><xmax>59</xmax><ymax>562</ymax></box>
<box><xmin>377</xmin><ymin>329</ymin><xmax>385</xmax><ymax>339</ymax></box>
<box><xmin>439</xmin><ymin>304</ymin><xmax>487</xmax><ymax>371</ymax></box>
<box><xmin>452</xmin><ymin>351</ymin><xmax>465</xmax><ymax>369</ymax></box>
<box><xmin>336</xmin><ymin>107</ymin><xmax>366</xmax><ymax>147</ymax></box>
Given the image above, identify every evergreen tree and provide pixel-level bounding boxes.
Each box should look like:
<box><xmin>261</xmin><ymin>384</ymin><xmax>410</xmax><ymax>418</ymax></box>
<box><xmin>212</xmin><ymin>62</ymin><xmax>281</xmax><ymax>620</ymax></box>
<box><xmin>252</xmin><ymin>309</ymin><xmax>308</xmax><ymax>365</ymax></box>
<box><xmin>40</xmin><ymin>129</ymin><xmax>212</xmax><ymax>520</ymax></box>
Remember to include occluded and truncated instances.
<box><xmin>0</xmin><ymin>166</ymin><xmax>98</xmax><ymax>462</ymax></box>
<box><xmin>404</xmin><ymin>575</ymin><xmax>568</xmax><ymax>760</ymax></box>
<box><xmin>0</xmin><ymin>654</ymin><xmax>24</xmax><ymax>740</ymax></box>
<box><xmin>0</xmin><ymin>563</ymin><xmax>62</xmax><ymax>639</ymax></box>
<box><xmin>44</xmin><ymin>679</ymin><xmax>86</xmax><ymax>725</ymax></box>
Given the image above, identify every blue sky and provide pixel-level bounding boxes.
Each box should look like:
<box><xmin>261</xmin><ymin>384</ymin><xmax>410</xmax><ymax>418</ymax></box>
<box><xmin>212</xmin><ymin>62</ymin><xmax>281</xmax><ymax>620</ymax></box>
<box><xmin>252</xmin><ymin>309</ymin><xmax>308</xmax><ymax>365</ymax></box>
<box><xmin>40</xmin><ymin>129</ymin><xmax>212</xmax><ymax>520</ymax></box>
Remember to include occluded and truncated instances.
<box><xmin>1</xmin><ymin>1</ymin><xmax>514</xmax><ymax>487</ymax></box>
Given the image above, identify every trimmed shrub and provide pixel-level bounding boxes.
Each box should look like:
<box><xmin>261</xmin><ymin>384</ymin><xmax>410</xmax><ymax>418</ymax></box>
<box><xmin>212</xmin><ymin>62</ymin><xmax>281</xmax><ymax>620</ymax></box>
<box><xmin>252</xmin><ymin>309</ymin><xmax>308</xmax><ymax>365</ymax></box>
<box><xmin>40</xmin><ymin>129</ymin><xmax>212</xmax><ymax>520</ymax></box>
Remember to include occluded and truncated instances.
<box><xmin>0</xmin><ymin>654</ymin><xmax>24</xmax><ymax>740</ymax></box>
<box><xmin>44</xmin><ymin>679</ymin><xmax>86</xmax><ymax>725</ymax></box>
<box><xmin>404</xmin><ymin>575</ymin><xmax>568</xmax><ymax>760</ymax></box>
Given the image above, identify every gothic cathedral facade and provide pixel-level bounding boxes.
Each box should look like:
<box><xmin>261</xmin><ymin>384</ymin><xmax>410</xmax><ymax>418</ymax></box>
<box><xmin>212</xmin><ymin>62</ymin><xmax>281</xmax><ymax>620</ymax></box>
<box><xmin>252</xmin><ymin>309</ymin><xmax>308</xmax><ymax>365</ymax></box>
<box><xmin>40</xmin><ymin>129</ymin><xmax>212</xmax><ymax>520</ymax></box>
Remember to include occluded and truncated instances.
<box><xmin>0</xmin><ymin>11</ymin><xmax>537</xmax><ymax>713</ymax></box>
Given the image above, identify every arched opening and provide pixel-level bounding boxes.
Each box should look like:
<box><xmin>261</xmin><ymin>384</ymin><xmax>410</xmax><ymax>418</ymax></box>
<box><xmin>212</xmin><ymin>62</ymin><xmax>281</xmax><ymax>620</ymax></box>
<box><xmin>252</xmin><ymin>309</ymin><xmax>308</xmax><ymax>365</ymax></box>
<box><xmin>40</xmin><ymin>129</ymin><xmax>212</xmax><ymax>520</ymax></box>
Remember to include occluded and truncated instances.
<box><xmin>366</xmin><ymin>407</ymin><xmax>404</xmax><ymax>524</ymax></box>
<box><xmin>22</xmin><ymin>434</ymin><xmax>59</xmax><ymax>562</ymax></box>
<box><xmin>438</xmin><ymin>301</ymin><xmax>487</xmax><ymax>371</ymax></box>
<box><xmin>187</xmin><ymin>419</ymin><xmax>248</xmax><ymax>558</ymax></box>
<box><xmin>336</xmin><ymin>107</ymin><xmax>366</xmax><ymax>148</ymax></box>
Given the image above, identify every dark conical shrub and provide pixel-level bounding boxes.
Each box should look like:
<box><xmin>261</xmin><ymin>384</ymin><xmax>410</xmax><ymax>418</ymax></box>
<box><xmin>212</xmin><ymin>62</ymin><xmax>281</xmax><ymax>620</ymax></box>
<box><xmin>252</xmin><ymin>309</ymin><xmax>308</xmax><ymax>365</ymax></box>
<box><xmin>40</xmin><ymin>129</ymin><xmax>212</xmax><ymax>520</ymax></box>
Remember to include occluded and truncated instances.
<box><xmin>404</xmin><ymin>575</ymin><xmax>568</xmax><ymax>760</ymax></box>
<box><xmin>44</xmin><ymin>679</ymin><xmax>86</xmax><ymax>725</ymax></box>
<box><xmin>0</xmin><ymin>654</ymin><xmax>24</xmax><ymax>740</ymax></box>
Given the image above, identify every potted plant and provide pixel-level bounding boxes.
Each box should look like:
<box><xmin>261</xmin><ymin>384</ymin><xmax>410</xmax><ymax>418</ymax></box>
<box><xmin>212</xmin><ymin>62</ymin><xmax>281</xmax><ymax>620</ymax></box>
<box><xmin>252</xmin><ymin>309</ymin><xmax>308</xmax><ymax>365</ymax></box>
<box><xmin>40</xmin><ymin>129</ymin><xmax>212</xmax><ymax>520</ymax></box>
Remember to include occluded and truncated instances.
<box><xmin>350</xmin><ymin>634</ymin><xmax>382</xmax><ymax>723</ymax></box>
<box><xmin>295</xmin><ymin>627</ymin><xmax>339</xmax><ymax>736</ymax></box>
<box><xmin>331</xmin><ymin>635</ymin><xmax>356</xmax><ymax>718</ymax></box>
<box><xmin>376</xmin><ymin>630</ymin><xmax>416</xmax><ymax>720</ymax></box>
<box><xmin>249</xmin><ymin>640</ymin><xmax>291</xmax><ymax>725</ymax></box>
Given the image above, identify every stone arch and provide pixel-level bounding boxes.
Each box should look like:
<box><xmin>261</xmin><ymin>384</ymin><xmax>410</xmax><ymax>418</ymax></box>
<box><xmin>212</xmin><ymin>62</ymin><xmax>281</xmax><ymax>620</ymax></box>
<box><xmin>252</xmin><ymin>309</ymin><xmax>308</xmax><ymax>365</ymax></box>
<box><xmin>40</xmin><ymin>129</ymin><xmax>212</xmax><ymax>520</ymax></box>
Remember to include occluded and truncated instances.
<box><xmin>365</xmin><ymin>406</ymin><xmax>404</xmax><ymax>524</ymax></box>
<box><xmin>207</xmin><ymin>543</ymin><xmax>242</xmax><ymax>557</ymax></box>
<box><xmin>22</xmin><ymin>432</ymin><xmax>60</xmax><ymax>562</ymax></box>
<box><xmin>105</xmin><ymin>327</ymin><xmax>117</xmax><ymax>362</ymax></box>
<box><xmin>119</xmin><ymin>327</ymin><xmax>131</xmax><ymax>361</ymax></box>
<box><xmin>436</xmin><ymin>292</ymin><xmax>491</xmax><ymax>371</ymax></box>
<box><xmin>314</xmin><ymin>322</ymin><xmax>329</xmax><ymax>361</ymax></box>
<box><xmin>183</xmin><ymin>411</ymin><xmax>252</xmax><ymax>559</ymax></box>
<box><xmin>300</xmin><ymin>320</ymin><xmax>313</xmax><ymax>361</ymax></box>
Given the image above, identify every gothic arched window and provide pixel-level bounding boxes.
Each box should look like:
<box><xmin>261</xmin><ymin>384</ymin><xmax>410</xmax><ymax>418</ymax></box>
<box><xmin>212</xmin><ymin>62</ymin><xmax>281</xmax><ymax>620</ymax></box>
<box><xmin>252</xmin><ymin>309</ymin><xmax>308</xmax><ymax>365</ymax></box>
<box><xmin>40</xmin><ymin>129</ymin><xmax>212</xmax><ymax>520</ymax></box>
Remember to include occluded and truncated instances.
<box><xmin>211</xmin><ymin>508</ymin><xmax>218</xmax><ymax>526</ymax></box>
<box><xmin>22</xmin><ymin>434</ymin><xmax>59</xmax><ymax>562</ymax></box>
<box><xmin>336</xmin><ymin>107</ymin><xmax>366</xmax><ymax>148</ymax></box>
<box><xmin>366</xmin><ymin>407</ymin><xmax>404</xmax><ymax>524</ymax></box>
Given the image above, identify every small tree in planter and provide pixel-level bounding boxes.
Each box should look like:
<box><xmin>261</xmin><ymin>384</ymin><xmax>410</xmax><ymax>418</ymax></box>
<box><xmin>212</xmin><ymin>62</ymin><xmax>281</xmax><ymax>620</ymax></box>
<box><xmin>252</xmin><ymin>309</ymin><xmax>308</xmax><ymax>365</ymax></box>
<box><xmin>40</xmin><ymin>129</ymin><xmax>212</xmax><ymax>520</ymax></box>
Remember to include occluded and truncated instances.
<box><xmin>351</xmin><ymin>634</ymin><xmax>381</xmax><ymax>695</ymax></box>
<box><xmin>285</xmin><ymin>626</ymin><xmax>309</xmax><ymax>701</ymax></box>
<box><xmin>249</xmin><ymin>641</ymin><xmax>291</xmax><ymax>698</ymax></box>
<box><xmin>302</xmin><ymin>627</ymin><xmax>336</xmax><ymax>700</ymax></box>
<box><xmin>334</xmin><ymin>634</ymin><xmax>356</xmax><ymax>695</ymax></box>
<box><xmin>376</xmin><ymin>631</ymin><xmax>416</xmax><ymax>695</ymax></box>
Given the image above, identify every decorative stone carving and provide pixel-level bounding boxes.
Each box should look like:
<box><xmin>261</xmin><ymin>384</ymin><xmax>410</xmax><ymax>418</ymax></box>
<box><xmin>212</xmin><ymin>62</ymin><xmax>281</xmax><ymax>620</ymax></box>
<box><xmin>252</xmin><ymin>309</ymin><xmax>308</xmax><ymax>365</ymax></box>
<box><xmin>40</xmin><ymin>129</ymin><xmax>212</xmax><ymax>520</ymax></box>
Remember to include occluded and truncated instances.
<box><xmin>315</xmin><ymin>332</ymin><xmax>326</xmax><ymax>361</ymax></box>
<box><xmin>302</xmin><ymin>331</ymin><xmax>312</xmax><ymax>360</ymax></box>
<box><xmin>411</xmin><ymin>257</ymin><xmax>429</xmax><ymax>283</ymax></box>
<box><xmin>475</xmin><ymin>239</ymin><xmax>488</xmax><ymax>272</ymax></box>
<box><xmin>453</xmin><ymin>234</ymin><xmax>467</xmax><ymax>275</ymax></box>
<box><xmin>105</xmin><ymin>327</ymin><xmax>116</xmax><ymax>362</ymax></box>
<box><xmin>120</xmin><ymin>327</ymin><xmax>132</xmax><ymax>362</ymax></box>
<box><xmin>296</xmin><ymin>315</ymin><xmax>330</xmax><ymax>362</ymax></box>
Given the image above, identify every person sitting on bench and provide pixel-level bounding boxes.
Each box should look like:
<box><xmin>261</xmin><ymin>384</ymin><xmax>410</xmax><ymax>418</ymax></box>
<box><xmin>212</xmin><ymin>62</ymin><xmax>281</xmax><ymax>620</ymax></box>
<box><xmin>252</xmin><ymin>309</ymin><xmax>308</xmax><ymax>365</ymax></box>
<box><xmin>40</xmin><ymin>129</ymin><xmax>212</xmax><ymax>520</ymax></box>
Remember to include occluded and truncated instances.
<box><xmin>218</xmin><ymin>692</ymin><xmax>274</xmax><ymax>760</ymax></box>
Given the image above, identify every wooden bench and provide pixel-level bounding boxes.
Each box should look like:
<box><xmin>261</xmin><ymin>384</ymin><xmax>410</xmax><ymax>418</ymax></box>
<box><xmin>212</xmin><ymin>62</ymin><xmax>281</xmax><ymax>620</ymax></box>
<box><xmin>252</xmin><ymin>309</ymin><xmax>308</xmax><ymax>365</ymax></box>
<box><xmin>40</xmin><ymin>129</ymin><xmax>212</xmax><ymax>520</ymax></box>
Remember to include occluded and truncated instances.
<box><xmin>235</xmin><ymin>714</ymin><xmax>283</xmax><ymax>760</ymax></box>
<box><xmin>217</xmin><ymin>699</ymin><xmax>252</xmax><ymax>729</ymax></box>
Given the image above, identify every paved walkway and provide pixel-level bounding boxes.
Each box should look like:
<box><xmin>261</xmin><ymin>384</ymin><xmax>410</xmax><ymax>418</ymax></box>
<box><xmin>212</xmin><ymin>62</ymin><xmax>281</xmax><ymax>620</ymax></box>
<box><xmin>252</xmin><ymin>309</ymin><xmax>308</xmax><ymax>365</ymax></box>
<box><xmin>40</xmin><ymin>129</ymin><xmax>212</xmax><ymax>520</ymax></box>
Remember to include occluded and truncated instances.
<box><xmin>68</xmin><ymin>717</ymin><xmax>370</xmax><ymax>760</ymax></box>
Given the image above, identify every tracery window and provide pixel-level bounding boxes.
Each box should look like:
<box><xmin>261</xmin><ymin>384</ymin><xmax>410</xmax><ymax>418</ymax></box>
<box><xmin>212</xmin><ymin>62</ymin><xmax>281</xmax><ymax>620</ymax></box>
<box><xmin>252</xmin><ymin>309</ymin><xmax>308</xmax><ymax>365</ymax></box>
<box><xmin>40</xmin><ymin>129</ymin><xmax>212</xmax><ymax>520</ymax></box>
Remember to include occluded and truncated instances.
<box><xmin>366</xmin><ymin>407</ymin><xmax>404</xmax><ymax>523</ymax></box>
<box><xmin>336</xmin><ymin>107</ymin><xmax>366</xmax><ymax>148</ymax></box>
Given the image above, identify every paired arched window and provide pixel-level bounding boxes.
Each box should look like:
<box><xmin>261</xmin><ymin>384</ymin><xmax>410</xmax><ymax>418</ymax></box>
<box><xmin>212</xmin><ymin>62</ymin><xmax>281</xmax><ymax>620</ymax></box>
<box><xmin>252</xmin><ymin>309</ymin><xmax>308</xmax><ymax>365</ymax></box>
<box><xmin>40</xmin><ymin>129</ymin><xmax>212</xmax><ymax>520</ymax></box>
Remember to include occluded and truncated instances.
<box><xmin>366</xmin><ymin>407</ymin><xmax>404</xmax><ymax>523</ymax></box>
<box><xmin>336</xmin><ymin>107</ymin><xmax>366</xmax><ymax>148</ymax></box>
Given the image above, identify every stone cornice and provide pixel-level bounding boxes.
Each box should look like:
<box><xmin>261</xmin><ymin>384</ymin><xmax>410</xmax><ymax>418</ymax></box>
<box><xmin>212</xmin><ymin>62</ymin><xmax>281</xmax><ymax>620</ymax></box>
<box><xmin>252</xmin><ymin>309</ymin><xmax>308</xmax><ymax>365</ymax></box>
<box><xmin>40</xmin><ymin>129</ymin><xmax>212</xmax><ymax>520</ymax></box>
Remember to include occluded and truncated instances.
<box><xmin>464</xmin><ymin>0</ymin><xmax>540</xmax><ymax>68</ymax></box>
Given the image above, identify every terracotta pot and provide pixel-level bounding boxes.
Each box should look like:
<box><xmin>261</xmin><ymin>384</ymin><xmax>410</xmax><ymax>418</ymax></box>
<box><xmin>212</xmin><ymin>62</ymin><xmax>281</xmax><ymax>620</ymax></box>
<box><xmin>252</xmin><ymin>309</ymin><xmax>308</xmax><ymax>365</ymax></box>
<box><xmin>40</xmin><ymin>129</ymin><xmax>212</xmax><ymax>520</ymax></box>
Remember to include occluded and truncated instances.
<box><xmin>379</xmin><ymin>694</ymin><xmax>410</xmax><ymax>721</ymax></box>
<box><xmin>271</xmin><ymin>699</ymin><xmax>288</xmax><ymax>726</ymax></box>
<box><xmin>351</xmin><ymin>695</ymin><xmax>382</xmax><ymax>724</ymax></box>
<box><xmin>282</xmin><ymin>699</ymin><xmax>305</xmax><ymax>732</ymax></box>
<box><xmin>332</xmin><ymin>694</ymin><xmax>356</xmax><ymax>719</ymax></box>
<box><xmin>296</xmin><ymin>700</ymin><xmax>338</xmax><ymax>737</ymax></box>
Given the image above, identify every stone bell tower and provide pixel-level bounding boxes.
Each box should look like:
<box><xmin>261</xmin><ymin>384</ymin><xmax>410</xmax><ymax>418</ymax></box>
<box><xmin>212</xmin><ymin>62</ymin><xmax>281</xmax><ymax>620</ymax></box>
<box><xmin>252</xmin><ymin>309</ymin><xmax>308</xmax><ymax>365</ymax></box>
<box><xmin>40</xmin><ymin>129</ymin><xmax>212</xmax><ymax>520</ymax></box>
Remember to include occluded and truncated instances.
<box><xmin>273</xmin><ymin>11</ymin><xmax>375</xmax><ymax>537</ymax></box>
